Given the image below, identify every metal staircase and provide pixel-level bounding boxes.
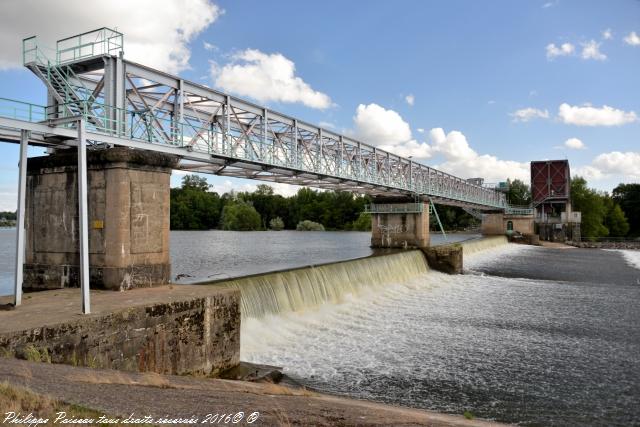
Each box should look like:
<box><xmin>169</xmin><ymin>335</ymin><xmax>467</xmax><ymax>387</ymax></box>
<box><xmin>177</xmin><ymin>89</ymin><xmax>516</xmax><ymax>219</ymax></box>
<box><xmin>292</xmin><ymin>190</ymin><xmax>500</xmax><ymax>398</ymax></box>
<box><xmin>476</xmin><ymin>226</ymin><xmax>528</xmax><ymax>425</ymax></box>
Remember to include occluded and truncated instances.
<box><xmin>23</xmin><ymin>36</ymin><xmax>100</xmax><ymax>124</ymax></box>
<box><xmin>462</xmin><ymin>207</ymin><xmax>484</xmax><ymax>220</ymax></box>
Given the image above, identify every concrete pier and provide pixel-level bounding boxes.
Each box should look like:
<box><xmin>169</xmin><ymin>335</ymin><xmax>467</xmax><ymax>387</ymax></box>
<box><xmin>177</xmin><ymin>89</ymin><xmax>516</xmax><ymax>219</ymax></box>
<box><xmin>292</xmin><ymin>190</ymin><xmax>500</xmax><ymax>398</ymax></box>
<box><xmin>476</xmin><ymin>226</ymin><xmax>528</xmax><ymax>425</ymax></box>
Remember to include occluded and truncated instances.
<box><xmin>23</xmin><ymin>147</ymin><xmax>178</xmax><ymax>291</ymax></box>
<box><xmin>481</xmin><ymin>212</ymin><xmax>534</xmax><ymax>235</ymax></box>
<box><xmin>370</xmin><ymin>198</ymin><xmax>430</xmax><ymax>248</ymax></box>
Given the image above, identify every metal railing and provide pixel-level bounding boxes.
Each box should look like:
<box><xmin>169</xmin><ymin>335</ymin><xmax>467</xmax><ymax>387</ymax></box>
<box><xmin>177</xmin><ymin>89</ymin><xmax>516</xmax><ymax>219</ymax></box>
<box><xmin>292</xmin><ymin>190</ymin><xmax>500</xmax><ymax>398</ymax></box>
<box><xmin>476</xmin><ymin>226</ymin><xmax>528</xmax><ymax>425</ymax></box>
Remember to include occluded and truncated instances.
<box><xmin>505</xmin><ymin>205</ymin><xmax>534</xmax><ymax>215</ymax></box>
<box><xmin>11</xmin><ymin>28</ymin><xmax>511</xmax><ymax>210</ymax></box>
<box><xmin>0</xmin><ymin>98</ymin><xmax>46</xmax><ymax>122</ymax></box>
<box><xmin>23</xmin><ymin>28</ymin><xmax>123</xmax><ymax>67</ymax></box>
<box><xmin>365</xmin><ymin>203</ymin><xmax>425</xmax><ymax>214</ymax></box>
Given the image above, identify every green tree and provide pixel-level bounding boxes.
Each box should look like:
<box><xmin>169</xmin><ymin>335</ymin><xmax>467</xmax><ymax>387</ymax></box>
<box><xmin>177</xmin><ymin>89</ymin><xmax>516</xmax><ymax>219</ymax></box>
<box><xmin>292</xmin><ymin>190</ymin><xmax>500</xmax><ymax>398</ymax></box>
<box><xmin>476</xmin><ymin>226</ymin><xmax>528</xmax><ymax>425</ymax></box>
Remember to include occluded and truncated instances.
<box><xmin>571</xmin><ymin>177</ymin><xmax>608</xmax><ymax>239</ymax></box>
<box><xmin>350</xmin><ymin>212</ymin><xmax>372</xmax><ymax>231</ymax></box>
<box><xmin>296</xmin><ymin>220</ymin><xmax>325</xmax><ymax>231</ymax></box>
<box><xmin>612</xmin><ymin>183</ymin><xmax>640</xmax><ymax>237</ymax></box>
<box><xmin>170</xmin><ymin>175</ymin><xmax>222</xmax><ymax>230</ymax></box>
<box><xmin>220</xmin><ymin>201</ymin><xmax>262</xmax><ymax>231</ymax></box>
<box><xmin>506</xmin><ymin>179</ymin><xmax>532</xmax><ymax>206</ymax></box>
<box><xmin>269</xmin><ymin>216</ymin><xmax>285</xmax><ymax>230</ymax></box>
<box><xmin>181</xmin><ymin>174</ymin><xmax>210</xmax><ymax>191</ymax></box>
<box><xmin>604</xmin><ymin>200</ymin><xmax>630</xmax><ymax>237</ymax></box>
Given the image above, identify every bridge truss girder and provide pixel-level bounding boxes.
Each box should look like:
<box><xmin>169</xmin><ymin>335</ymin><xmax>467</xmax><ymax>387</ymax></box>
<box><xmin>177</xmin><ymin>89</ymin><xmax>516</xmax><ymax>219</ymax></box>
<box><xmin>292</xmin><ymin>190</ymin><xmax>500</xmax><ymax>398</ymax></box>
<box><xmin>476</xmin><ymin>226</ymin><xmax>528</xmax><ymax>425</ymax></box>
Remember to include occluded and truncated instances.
<box><xmin>9</xmin><ymin>32</ymin><xmax>507</xmax><ymax>211</ymax></box>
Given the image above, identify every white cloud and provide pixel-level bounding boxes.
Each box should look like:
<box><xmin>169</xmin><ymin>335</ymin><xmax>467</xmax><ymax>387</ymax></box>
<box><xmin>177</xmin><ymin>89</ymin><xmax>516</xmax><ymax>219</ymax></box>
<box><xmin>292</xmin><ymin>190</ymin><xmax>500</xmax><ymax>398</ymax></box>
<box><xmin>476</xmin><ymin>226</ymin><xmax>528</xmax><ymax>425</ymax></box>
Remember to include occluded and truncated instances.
<box><xmin>428</xmin><ymin>128</ymin><xmax>529</xmax><ymax>182</ymax></box>
<box><xmin>592</xmin><ymin>151</ymin><xmax>640</xmax><ymax>178</ymax></box>
<box><xmin>546</xmin><ymin>43</ymin><xmax>575</xmax><ymax>60</ymax></box>
<box><xmin>0</xmin><ymin>0</ymin><xmax>221</xmax><ymax>73</ymax></box>
<box><xmin>213</xmin><ymin>49</ymin><xmax>332</xmax><ymax>109</ymax></box>
<box><xmin>416</xmin><ymin>128</ymin><xmax>425</xmax><ymax>133</ymax></box>
<box><xmin>405</xmin><ymin>94</ymin><xmax>415</xmax><ymax>106</ymax></box>
<box><xmin>510</xmin><ymin>107</ymin><xmax>550</xmax><ymax>122</ymax></box>
<box><xmin>576</xmin><ymin>151</ymin><xmax>640</xmax><ymax>182</ymax></box>
<box><xmin>203</xmin><ymin>41</ymin><xmax>217</xmax><ymax>51</ymax></box>
<box><xmin>564</xmin><ymin>137</ymin><xmax>586</xmax><ymax>150</ymax></box>
<box><xmin>318</xmin><ymin>121</ymin><xmax>336</xmax><ymax>129</ymax></box>
<box><xmin>211</xmin><ymin>179</ymin><xmax>301</xmax><ymax>197</ymax></box>
<box><xmin>351</xmin><ymin>103</ymin><xmax>431</xmax><ymax>159</ymax></box>
<box><xmin>377</xmin><ymin>140</ymin><xmax>432</xmax><ymax>159</ymax></box>
<box><xmin>352</xmin><ymin>103</ymin><xmax>412</xmax><ymax>146</ymax></box>
<box><xmin>602</xmin><ymin>29</ymin><xmax>613</xmax><ymax>40</ymax></box>
<box><xmin>350</xmin><ymin>105</ymin><xmax>528</xmax><ymax>180</ymax></box>
<box><xmin>558</xmin><ymin>103</ymin><xmax>637</xmax><ymax>126</ymax></box>
<box><xmin>573</xmin><ymin>165</ymin><xmax>605</xmax><ymax>181</ymax></box>
<box><xmin>487</xmin><ymin>100</ymin><xmax>496</xmax><ymax>105</ymax></box>
<box><xmin>624</xmin><ymin>31</ymin><xmax>640</xmax><ymax>46</ymax></box>
<box><xmin>542</xmin><ymin>1</ymin><xmax>556</xmax><ymax>8</ymax></box>
<box><xmin>581</xmin><ymin>40</ymin><xmax>606</xmax><ymax>61</ymax></box>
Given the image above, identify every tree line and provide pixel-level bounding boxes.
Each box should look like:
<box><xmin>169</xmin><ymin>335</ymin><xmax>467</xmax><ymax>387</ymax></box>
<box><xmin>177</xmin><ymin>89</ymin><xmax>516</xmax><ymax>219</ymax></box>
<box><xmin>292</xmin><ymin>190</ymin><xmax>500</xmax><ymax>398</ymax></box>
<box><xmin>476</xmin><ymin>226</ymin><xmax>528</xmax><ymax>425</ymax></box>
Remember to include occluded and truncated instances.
<box><xmin>170</xmin><ymin>175</ymin><xmax>372</xmax><ymax>231</ymax></box>
<box><xmin>504</xmin><ymin>177</ymin><xmax>638</xmax><ymax>239</ymax></box>
<box><xmin>168</xmin><ymin>174</ymin><xmax>640</xmax><ymax>239</ymax></box>
<box><xmin>0</xmin><ymin>211</ymin><xmax>17</xmax><ymax>227</ymax></box>
<box><xmin>169</xmin><ymin>175</ymin><xmax>480</xmax><ymax>232</ymax></box>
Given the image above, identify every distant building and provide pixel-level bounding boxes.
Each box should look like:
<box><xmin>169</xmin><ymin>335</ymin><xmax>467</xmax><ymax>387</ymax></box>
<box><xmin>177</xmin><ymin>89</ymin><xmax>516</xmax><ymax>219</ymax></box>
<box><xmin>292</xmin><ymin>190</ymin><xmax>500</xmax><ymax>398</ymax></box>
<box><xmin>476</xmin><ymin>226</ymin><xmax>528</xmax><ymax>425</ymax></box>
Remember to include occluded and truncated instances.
<box><xmin>530</xmin><ymin>160</ymin><xmax>581</xmax><ymax>241</ymax></box>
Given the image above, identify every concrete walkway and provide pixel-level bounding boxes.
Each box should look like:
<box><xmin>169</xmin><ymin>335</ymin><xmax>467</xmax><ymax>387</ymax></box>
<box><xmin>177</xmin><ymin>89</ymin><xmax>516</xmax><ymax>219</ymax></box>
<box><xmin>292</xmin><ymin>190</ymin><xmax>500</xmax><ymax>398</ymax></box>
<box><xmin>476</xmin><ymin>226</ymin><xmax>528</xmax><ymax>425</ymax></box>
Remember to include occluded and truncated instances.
<box><xmin>0</xmin><ymin>284</ymin><xmax>233</xmax><ymax>334</ymax></box>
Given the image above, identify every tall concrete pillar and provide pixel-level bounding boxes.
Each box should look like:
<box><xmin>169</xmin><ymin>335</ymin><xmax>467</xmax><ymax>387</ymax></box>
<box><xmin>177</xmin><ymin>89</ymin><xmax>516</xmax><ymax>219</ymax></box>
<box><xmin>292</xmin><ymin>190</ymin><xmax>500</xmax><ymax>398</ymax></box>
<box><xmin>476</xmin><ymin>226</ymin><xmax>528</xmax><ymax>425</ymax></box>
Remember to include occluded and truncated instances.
<box><xmin>480</xmin><ymin>213</ymin><xmax>505</xmax><ymax>235</ymax></box>
<box><xmin>24</xmin><ymin>147</ymin><xmax>178</xmax><ymax>291</ymax></box>
<box><xmin>370</xmin><ymin>199</ymin><xmax>430</xmax><ymax>248</ymax></box>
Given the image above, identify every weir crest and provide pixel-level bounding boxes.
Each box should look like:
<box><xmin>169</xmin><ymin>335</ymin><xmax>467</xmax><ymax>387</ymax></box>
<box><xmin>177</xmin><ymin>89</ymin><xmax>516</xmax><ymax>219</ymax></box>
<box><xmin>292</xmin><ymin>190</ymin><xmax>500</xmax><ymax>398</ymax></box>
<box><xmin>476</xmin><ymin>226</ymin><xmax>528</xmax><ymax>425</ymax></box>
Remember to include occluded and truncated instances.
<box><xmin>210</xmin><ymin>236</ymin><xmax>510</xmax><ymax>320</ymax></box>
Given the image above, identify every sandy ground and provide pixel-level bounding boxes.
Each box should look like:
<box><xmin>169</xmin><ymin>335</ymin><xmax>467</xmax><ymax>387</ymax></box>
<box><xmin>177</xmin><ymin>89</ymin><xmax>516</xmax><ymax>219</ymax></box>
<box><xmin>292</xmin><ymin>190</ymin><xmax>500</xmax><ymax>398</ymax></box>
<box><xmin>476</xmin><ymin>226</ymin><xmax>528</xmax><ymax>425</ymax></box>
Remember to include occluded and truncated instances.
<box><xmin>0</xmin><ymin>358</ymin><xmax>508</xmax><ymax>427</ymax></box>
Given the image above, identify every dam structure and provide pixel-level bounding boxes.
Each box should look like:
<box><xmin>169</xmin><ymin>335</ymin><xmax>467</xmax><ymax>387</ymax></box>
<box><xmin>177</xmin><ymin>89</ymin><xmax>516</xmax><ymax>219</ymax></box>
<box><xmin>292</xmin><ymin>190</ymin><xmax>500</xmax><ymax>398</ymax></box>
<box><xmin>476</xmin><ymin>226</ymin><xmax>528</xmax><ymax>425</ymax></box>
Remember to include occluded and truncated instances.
<box><xmin>0</xmin><ymin>28</ymin><xmax>531</xmax><ymax>312</ymax></box>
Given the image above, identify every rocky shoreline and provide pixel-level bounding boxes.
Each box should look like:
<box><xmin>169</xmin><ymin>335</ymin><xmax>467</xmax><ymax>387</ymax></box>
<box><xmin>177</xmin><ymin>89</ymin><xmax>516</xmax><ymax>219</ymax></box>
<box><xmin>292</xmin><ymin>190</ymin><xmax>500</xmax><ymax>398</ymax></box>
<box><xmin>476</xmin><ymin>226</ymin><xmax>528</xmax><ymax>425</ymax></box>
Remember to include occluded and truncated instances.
<box><xmin>568</xmin><ymin>240</ymin><xmax>640</xmax><ymax>249</ymax></box>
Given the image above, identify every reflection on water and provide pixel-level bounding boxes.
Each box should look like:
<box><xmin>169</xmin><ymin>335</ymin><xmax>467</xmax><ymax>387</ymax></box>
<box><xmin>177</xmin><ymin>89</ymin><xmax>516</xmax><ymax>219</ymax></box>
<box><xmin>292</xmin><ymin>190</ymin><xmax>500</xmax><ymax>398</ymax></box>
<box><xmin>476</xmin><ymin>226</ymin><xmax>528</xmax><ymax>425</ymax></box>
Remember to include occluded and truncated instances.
<box><xmin>0</xmin><ymin>228</ymin><xmax>474</xmax><ymax>295</ymax></box>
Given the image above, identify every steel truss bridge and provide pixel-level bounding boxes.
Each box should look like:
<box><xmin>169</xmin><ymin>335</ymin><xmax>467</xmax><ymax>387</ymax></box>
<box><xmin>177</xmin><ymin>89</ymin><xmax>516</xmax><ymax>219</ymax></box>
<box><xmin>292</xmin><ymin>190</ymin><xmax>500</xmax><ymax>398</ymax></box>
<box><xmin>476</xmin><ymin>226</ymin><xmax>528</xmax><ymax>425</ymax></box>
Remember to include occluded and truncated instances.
<box><xmin>0</xmin><ymin>28</ymin><xmax>511</xmax><ymax>211</ymax></box>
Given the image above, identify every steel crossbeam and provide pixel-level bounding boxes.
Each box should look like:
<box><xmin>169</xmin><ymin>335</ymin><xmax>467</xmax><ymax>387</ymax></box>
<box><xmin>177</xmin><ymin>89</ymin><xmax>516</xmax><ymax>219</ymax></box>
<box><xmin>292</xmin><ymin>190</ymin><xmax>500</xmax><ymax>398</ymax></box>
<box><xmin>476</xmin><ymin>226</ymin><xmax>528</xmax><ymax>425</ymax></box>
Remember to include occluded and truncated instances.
<box><xmin>0</xmin><ymin>29</ymin><xmax>508</xmax><ymax>211</ymax></box>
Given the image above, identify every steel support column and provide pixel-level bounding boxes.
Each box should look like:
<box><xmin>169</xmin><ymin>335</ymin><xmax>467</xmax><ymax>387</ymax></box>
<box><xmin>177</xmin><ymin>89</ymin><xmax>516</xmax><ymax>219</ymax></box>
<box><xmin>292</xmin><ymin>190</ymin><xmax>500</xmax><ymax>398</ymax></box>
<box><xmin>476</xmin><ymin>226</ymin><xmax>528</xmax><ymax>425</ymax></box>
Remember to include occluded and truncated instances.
<box><xmin>13</xmin><ymin>129</ymin><xmax>28</xmax><ymax>306</ymax></box>
<box><xmin>77</xmin><ymin>120</ymin><xmax>90</xmax><ymax>314</ymax></box>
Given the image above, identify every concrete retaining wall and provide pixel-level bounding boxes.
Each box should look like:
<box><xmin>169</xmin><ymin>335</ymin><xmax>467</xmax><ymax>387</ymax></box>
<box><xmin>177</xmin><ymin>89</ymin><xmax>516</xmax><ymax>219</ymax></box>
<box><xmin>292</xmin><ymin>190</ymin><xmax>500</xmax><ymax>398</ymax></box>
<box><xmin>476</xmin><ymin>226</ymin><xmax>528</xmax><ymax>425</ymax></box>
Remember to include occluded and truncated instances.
<box><xmin>0</xmin><ymin>290</ymin><xmax>240</xmax><ymax>376</ymax></box>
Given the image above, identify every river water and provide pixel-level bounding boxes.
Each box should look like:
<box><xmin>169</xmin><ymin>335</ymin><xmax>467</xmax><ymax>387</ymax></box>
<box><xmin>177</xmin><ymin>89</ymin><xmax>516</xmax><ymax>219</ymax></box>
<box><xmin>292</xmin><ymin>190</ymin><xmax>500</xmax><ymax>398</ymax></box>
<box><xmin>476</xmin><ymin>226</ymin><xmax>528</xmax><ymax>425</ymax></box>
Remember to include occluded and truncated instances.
<box><xmin>1</xmin><ymin>227</ymin><xmax>639</xmax><ymax>425</ymax></box>
<box><xmin>0</xmin><ymin>228</ymin><xmax>460</xmax><ymax>295</ymax></box>
<box><xmin>240</xmin><ymin>243</ymin><xmax>640</xmax><ymax>426</ymax></box>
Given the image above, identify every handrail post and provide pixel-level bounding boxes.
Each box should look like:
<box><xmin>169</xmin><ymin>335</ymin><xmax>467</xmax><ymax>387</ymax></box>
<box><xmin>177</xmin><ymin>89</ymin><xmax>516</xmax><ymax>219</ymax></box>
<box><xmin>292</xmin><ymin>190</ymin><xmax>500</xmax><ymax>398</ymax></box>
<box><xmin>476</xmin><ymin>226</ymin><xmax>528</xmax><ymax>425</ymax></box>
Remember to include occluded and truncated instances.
<box><xmin>13</xmin><ymin>129</ymin><xmax>29</xmax><ymax>307</ymax></box>
<box><xmin>77</xmin><ymin>120</ymin><xmax>90</xmax><ymax>314</ymax></box>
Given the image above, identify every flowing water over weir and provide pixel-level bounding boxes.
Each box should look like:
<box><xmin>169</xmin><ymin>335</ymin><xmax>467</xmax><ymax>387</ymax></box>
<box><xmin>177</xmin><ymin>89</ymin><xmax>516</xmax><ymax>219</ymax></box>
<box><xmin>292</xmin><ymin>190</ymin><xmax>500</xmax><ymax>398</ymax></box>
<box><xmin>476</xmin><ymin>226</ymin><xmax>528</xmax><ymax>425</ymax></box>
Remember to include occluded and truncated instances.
<box><xmin>209</xmin><ymin>238</ymin><xmax>640</xmax><ymax>426</ymax></box>
<box><xmin>213</xmin><ymin>251</ymin><xmax>429</xmax><ymax>319</ymax></box>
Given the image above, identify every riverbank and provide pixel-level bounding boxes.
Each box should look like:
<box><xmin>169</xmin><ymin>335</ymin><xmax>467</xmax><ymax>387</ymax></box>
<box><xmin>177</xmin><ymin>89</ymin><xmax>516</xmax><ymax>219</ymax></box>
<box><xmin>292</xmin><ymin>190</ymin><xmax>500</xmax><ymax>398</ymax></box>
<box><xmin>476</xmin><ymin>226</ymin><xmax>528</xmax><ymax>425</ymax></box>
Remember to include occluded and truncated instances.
<box><xmin>0</xmin><ymin>358</ymin><xmax>504</xmax><ymax>426</ymax></box>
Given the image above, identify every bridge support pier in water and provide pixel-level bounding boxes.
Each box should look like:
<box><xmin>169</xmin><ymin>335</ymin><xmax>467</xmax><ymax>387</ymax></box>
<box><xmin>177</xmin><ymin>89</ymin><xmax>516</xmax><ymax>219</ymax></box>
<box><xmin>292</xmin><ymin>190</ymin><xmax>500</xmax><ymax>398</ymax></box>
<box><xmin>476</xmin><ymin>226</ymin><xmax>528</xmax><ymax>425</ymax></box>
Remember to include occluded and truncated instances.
<box><xmin>23</xmin><ymin>147</ymin><xmax>178</xmax><ymax>291</ymax></box>
<box><xmin>481</xmin><ymin>212</ymin><xmax>535</xmax><ymax>236</ymax></box>
<box><xmin>369</xmin><ymin>198</ymin><xmax>430</xmax><ymax>248</ymax></box>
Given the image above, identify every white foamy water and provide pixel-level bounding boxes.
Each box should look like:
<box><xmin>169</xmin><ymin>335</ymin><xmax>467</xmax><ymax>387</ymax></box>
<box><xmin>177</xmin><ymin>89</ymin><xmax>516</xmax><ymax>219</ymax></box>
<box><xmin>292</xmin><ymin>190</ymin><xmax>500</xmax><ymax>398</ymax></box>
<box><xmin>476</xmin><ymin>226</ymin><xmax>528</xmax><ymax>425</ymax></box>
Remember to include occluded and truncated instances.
<box><xmin>618</xmin><ymin>249</ymin><xmax>640</xmax><ymax>271</ymax></box>
<box><xmin>240</xmin><ymin>242</ymin><xmax>640</xmax><ymax>426</ymax></box>
<box><xmin>463</xmin><ymin>242</ymin><xmax>533</xmax><ymax>271</ymax></box>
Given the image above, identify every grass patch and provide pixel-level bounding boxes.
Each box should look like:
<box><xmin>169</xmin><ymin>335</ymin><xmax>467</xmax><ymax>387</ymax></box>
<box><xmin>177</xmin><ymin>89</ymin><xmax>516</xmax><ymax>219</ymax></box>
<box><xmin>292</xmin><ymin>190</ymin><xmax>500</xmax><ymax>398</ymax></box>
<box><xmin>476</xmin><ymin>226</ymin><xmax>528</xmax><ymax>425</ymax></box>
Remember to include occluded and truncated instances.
<box><xmin>66</xmin><ymin>370</ymin><xmax>176</xmax><ymax>389</ymax></box>
<box><xmin>463</xmin><ymin>410</ymin><xmax>475</xmax><ymax>420</ymax></box>
<box><xmin>259</xmin><ymin>383</ymin><xmax>316</xmax><ymax>397</ymax></box>
<box><xmin>0</xmin><ymin>381</ymin><xmax>109</xmax><ymax>425</ymax></box>
<box><xmin>23</xmin><ymin>345</ymin><xmax>52</xmax><ymax>363</ymax></box>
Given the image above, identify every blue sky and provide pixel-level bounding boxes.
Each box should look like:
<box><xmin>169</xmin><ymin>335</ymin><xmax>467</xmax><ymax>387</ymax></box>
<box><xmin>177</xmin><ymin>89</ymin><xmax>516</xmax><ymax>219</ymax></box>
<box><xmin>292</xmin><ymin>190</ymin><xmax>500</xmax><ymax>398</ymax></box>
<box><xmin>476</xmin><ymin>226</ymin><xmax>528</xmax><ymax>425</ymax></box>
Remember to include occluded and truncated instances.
<box><xmin>0</xmin><ymin>0</ymin><xmax>639</xmax><ymax>209</ymax></box>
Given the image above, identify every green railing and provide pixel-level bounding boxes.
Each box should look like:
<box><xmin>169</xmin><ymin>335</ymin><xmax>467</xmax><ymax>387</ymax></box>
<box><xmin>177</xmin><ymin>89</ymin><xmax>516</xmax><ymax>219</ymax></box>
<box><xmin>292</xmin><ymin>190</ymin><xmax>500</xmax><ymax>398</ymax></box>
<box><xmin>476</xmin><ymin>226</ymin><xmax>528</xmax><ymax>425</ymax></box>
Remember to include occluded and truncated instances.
<box><xmin>56</xmin><ymin>28</ymin><xmax>123</xmax><ymax>64</ymax></box>
<box><xmin>23</xmin><ymin>28</ymin><xmax>123</xmax><ymax>67</ymax></box>
<box><xmin>0</xmin><ymin>98</ymin><xmax>46</xmax><ymax>122</ymax></box>
<box><xmin>505</xmin><ymin>205</ymin><xmax>533</xmax><ymax>215</ymax></box>
<box><xmin>365</xmin><ymin>203</ymin><xmax>425</xmax><ymax>214</ymax></box>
